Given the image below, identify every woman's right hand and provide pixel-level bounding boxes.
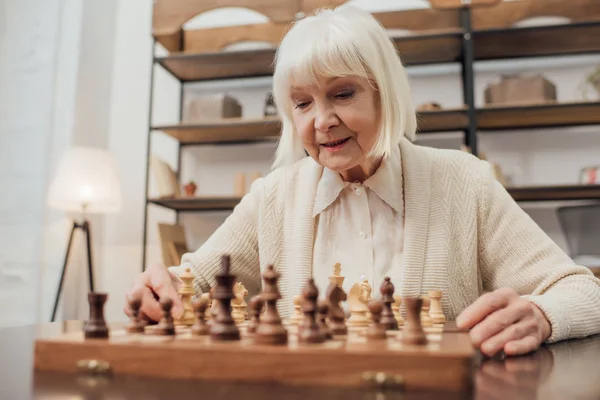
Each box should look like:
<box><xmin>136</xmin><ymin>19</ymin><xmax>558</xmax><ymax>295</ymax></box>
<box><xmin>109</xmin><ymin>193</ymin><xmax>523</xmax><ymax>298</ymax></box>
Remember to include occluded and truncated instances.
<box><xmin>124</xmin><ymin>263</ymin><xmax>184</xmax><ymax>322</ymax></box>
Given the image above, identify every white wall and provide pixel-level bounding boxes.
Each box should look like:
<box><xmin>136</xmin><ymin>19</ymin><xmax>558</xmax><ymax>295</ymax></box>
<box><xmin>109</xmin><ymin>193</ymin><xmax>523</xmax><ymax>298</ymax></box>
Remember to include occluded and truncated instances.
<box><xmin>0</xmin><ymin>0</ymin><xmax>65</xmax><ymax>327</ymax></box>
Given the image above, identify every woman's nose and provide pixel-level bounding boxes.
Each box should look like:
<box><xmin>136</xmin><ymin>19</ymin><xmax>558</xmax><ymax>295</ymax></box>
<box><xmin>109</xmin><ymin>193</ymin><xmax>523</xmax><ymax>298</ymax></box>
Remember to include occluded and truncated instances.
<box><xmin>314</xmin><ymin>104</ymin><xmax>339</xmax><ymax>133</ymax></box>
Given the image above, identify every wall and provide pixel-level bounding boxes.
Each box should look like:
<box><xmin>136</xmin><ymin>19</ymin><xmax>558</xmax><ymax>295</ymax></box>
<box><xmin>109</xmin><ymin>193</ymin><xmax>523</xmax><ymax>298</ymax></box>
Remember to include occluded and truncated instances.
<box><xmin>0</xmin><ymin>0</ymin><xmax>64</xmax><ymax>327</ymax></box>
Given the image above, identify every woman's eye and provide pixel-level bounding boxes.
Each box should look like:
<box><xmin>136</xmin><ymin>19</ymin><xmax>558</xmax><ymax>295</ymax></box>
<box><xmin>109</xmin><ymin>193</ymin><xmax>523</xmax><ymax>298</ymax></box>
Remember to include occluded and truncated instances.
<box><xmin>335</xmin><ymin>90</ymin><xmax>354</xmax><ymax>99</ymax></box>
<box><xmin>294</xmin><ymin>101</ymin><xmax>310</xmax><ymax>109</ymax></box>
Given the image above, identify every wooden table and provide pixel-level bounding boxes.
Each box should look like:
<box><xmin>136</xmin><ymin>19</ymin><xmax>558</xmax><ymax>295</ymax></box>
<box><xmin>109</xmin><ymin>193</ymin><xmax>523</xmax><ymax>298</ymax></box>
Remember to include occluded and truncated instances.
<box><xmin>2</xmin><ymin>323</ymin><xmax>600</xmax><ymax>400</ymax></box>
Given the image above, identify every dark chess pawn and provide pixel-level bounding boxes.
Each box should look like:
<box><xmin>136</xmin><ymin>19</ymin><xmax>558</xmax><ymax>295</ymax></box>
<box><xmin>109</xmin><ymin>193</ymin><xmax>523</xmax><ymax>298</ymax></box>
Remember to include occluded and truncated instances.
<box><xmin>210</xmin><ymin>255</ymin><xmax>241</xmax><ymax>341</ymax></box>
<box><xmin>317</xmin><ymin>300</ymin><xmax>333</xmax><ymax>340</ymax></box>
<box><xmin>380</xmin><ymin>277</ymin><xmax>399</xmax><ymax>331</ymax></box>
<box><xmin>366</xmin><ymin>300</ymin><xmax>387</xmax><ymax>341</ymax></box>
<box><xmin>254</xmin><ymin>265</ymin><xmax>288</xmax><ymax>345</ymax></box>
<box><xmin>84</xmin><ymin>292</ymin><xmax>109</xmax><ymax>339</ymax></box>
<box><xmin>299</xmin><ymin>279</ymin><xmax>325</xmax><ymax>344</ymax></box>
<box><xmin>400</xmin><ymin>297</ymin><xmax>428</xmax><ymax>345</ymax></box>
<box><xmin>246</xmin><ymin>295</ymin><xmax>264</xmax><ymax>334</ymax></box>
<box><xmin>325</xmin><ymin>282</ymin><xmax>347</xmax><ymax>335</ymax></box>
<box><xmin>126</xmin><ymin>295</ymin><xmax>145</xmax><ymax>334</ymax></box>
<box><xmin>155</xmin><ymin>297</ymin><xmax>176</xmax><ymax>336</ymax></box>
<box><xmin>191</xmin><ymin>296</ymin><xmax>209</xmax><ymax>336</ymax></box>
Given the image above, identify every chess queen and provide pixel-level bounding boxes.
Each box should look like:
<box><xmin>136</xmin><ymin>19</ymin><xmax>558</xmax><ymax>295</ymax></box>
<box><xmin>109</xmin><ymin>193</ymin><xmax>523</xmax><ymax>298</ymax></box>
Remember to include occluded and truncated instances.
<box><xmin>126</xmin><ymin>5</ymin><xmax>600</xmax><ymax>357</ymax></box>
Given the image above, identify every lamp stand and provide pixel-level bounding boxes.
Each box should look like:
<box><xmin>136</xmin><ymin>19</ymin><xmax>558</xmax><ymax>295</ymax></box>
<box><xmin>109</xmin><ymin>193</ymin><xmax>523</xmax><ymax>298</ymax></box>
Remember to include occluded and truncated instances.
<box><xmin>50</xmin><ymin>218</ymin><xmax>95</xmax><ymax>322</ymax></box>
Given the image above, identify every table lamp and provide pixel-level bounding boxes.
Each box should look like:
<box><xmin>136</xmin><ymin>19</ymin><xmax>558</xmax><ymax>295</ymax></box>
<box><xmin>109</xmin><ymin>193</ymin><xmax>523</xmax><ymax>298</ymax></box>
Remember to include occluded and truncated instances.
<box><xmin>47</xmin><ymin>146</ymin><xmax>122</xmax><ymax>322</ymax></box>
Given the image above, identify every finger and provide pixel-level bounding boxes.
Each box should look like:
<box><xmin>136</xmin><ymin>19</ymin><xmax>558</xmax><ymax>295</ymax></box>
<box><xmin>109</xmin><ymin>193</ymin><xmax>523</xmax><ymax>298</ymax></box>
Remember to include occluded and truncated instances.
<box><xmin>144</xmin><ymin>266</ymin><xmax>184</xmax><ymax>318</ymax></box>
<box><xmin>456</xmin><ymin>289</ymin><xmax>514</xmax><ymax>330</ymax></box>
<box><xmin>469</xmin><ymin>305</ymin><xmax>523</xmax><ymax>348</ymax></box>
<box><xmin>139</xmin><ymin>286</ymin><xmax>163</xmax><ymax>322</ymax></box>
<box><xmin>480</xmin><ymin>319</ymin><xmax>537</xmax><ymax>357</ymax></box>
<box><xmin>504</xmin><ymin>336</ymin><xmax>540</xmax><ymax>357</ymax></box>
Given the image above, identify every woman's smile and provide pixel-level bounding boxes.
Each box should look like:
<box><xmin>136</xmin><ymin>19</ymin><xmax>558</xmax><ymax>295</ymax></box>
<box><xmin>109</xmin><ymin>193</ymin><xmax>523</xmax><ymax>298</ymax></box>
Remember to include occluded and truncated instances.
<box><xmin>320</xmin><ymin>137</ymin><xmax>351</xmax><ymax>152</ymax></box>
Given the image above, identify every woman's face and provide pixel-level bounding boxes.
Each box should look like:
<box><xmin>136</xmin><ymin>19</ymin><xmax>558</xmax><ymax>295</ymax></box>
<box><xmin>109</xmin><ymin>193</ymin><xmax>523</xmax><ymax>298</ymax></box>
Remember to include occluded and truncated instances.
<box><xmin>290</xmin><ymin>75</ymin><xmax>380</xmax><ymax>181</ymax></box>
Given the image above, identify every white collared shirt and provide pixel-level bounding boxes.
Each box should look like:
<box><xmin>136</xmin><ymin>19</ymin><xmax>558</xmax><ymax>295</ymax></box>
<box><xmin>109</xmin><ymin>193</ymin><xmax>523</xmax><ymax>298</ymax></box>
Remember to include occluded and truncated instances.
<box><xmin>312</xmin><ymin>146</ymin><xmax>405</xmax><ymax>298</ymax></box>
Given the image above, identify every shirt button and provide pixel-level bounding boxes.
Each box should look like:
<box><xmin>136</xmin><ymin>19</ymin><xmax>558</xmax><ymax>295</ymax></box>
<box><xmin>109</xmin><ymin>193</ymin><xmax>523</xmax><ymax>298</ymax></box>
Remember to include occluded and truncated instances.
<box><xmin>355</xmin><ymin>188</ymin><xmax>362</xmax><ymax>195</ymax></box>
<box><xmin>359</xmin><ymin>231</ymin><xmax>367</xmax><ymax>239</ymax></box>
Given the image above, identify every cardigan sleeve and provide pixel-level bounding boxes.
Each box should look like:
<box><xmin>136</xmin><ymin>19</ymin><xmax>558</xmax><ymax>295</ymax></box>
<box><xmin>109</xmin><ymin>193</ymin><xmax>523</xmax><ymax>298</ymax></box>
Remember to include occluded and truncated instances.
<box><xmin>169</xmin><ymin>178</ymin><xmax>264</xmax><ymax>297</ymax></box>
<box><xmin>476</xmin><ymin>160</ymin><xmax>600</xmax><ymax>343</ymax></box>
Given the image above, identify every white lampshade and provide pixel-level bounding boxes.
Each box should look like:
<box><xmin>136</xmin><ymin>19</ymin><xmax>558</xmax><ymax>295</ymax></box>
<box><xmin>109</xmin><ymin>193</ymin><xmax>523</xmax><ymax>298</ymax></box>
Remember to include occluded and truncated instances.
<box><xmin>47</xmin><ymin>146</ymin><xmax>122</xmax><ymax>214</ymax></box>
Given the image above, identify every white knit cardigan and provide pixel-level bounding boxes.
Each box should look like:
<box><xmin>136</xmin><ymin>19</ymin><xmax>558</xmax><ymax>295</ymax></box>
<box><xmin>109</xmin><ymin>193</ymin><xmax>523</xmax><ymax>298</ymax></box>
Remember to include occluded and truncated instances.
<box><xmin>173</xmin><ymin>137</ymin><xmax>600</xmax><ymax>343</ymax></box>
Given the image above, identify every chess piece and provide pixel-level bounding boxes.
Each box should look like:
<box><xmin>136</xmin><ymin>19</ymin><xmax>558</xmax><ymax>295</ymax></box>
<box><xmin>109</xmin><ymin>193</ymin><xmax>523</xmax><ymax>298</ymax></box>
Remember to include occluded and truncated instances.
<box><xmin>428</xmin><ymin>290</ymin><xmax>446</xmax><ymax>324</ymax></box>
<box><xmin>329</xmin><ymin>262</ymin><xmax>344</xmax><ymax>287</ymax></box>
<box><xmin>209</xmin><ymin>255</ymin><xmax>241</xmax><ymax>341</ymax></box>
<box><xmin>84</xmin><ymin>293</ymin><xmax>109</xmax><ymax>339</ymax></box>
<box><xmin>420</xmin><ymin>295</ymin><xmax>433</xmax><ymax>327</ymax></box>
<box><xmin>155</xmin><ymin>297</ymin><xmax>176</xmax><ymax>336</ymax></box>
<box><xmin>126</xmin><ymin>294</ymin><xmax>145</xmax><ymax>334</ymax></box>
<box><xmin>299</xmin><ymin>279</ymin><xmax>325</xmax><ymax>344</ymax></box>
<box><xmin>366</xmin><ymin>300</ymin><xmax>387</xmax><ymax>341</ymax></box>
<box><xmin>380</xmin><ymin>277</ymin><xmax>398</xmax><ymax>331</ymax></box>
<box><xmin>247</xmin><ymin>295</ymin><xmax>264</xmax><ymax>334</ymax></box>
<box><xmin>317</xmin><ymin>300</ymin><xmax>333</xmax><ymax>340</ymax></box>
<box><xmin>191</xmin><ymin>296</ymin><xmax>210</xmax><ymax>336</ymax></box>
<box><xmin>400</xmin><ymin>297</ymin><xmax>427</xmax><ymax>345</ymax></box>
<box><xmin>200</xmin><ymin>293</ymin><xmax>212</xmax><ymax>321</ymax></box>
<box><xmin>175</xmin><ymin>267</ymin><xmax>196</xmax><ymax>326</ymax></box>
<box><xmin>231</xmin><ymin>281</ymin><xmax>248</xmax><ymax>325</ymax></box>
<box><xmin>254</xmin><ymin>265</ymin><xmax>288</xmax><ymax>345</ymax></box>
<box><xmin>392</xmin><ymin>295</ymin><xmax>405</xmax><ymax>327</ymax></box>
<box><xmin>325</xmin><ymin>281</ymin><xmax>347</xmax><ymax>335</ymax></box>
<box><xmin>347</xmin><ymin>280</ymin><xmax>370</xmax><ymax>328</ymax></box>
<box><xmin>289</xmin><ymin>294</ymin><xmax>304</xmax><ymax>326</ymax></box>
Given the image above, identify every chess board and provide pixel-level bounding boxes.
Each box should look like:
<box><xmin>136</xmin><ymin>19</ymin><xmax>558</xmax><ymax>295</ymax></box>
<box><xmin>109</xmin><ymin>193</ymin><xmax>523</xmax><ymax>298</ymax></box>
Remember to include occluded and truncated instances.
<box><xmin>34</xmin><ymin>320</ymin><xmax>477</xmax><ymax>393</ymax></box>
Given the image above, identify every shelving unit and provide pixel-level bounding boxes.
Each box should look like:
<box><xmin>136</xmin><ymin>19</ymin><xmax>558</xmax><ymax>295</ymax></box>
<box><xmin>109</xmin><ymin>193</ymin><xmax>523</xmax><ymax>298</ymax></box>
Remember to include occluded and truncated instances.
<box><xmin>143</xmin><ymin>0</ymin><xmax>600</xmax><ymax>269</ymax></box>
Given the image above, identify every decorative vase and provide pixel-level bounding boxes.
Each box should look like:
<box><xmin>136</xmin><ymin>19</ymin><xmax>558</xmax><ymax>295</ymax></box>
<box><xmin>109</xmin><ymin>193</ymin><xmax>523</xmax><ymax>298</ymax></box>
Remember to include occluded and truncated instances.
<box><xmin>184</xmin><ymin>181</ymin><xmax>197</xmax><ymax>197</ymax></box>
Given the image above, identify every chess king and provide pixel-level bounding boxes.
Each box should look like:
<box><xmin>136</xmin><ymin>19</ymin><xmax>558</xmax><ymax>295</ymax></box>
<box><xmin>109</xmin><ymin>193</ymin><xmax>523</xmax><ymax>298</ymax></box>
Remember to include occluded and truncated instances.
<box><xmin>126</xmin><ymin>5</ymin><xmax>600</xmax><ymax>357</ymax></box>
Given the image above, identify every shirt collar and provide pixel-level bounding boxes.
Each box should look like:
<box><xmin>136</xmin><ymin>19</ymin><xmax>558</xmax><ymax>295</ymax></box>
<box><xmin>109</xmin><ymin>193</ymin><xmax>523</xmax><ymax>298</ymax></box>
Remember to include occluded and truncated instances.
<box><xmin>312</xmin><ymin>145</ymin><xmax>404</xmax><ymax>217</ymax></box>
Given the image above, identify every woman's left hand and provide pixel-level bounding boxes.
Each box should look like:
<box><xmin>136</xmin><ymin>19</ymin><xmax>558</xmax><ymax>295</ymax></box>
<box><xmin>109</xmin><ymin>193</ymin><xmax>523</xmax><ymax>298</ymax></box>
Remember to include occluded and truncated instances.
<box><xmin>455</xmin><ymin>287</ymin><xmax>552</xmax><ymax>357</ymax></box>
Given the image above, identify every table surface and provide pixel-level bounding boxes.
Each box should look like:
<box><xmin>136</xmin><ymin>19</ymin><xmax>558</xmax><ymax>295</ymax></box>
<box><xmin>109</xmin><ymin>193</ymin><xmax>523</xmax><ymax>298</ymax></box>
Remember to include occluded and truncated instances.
<box><xmin>2</xmin><ymin>322</ymin><xmax>600</xmax><ymax>400</ymax></box>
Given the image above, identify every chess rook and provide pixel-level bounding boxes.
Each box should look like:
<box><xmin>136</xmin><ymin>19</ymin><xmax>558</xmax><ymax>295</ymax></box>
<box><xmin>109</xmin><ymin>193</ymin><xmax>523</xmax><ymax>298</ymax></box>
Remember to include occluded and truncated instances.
<box><xmin>299</xmin><ymin>279</ymin><xmax>325</xmax><ymax>344</ymax></box>
<box><xmin>209</xmin><ymin>255</ymin><xmax>241</xmax><ymax>341</ymax></box>
<box><xmin>155</xmin><ymin>297</ymin><xmax>176</xmax><ymax>336</ymax></box>
<box><xmin>379</xmin><ymin>277</ymin><xmax>398</xmax><ymax>331</ymax></box>
<box><xmin>254</xmin><ymin>265</ymin><xmax>288</xmax><ymax>345</ymax></box>
<box><xmin>400</xmin><ymin>297</ymin><xmax>427</xmax><ymax>345</ymax></box>
<box><xmin>84</xmin><ymin>292</ymin><xmax>109</xmax><ymax>339</ymax></box>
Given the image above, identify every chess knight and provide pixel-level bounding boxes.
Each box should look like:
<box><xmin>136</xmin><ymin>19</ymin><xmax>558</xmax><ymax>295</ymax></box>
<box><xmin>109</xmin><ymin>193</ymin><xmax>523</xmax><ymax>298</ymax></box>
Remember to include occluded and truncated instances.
<box><xmin>347</xmin><ymin>276</ymin><xmax>372</xmax><ymax>328</ymax></box>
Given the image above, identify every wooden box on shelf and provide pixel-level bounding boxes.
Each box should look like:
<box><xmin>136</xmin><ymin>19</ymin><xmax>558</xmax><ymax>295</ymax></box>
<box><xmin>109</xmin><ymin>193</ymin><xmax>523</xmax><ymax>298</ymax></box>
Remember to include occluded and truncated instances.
<box><xmin>186</xmin><ymin>93</ymin><xmax>242</xmax><ymax>122</ymax></box>
<box><xmin>484</xmin><ymin>74</ymin><xmax>557</xmax><ymax>106</ymax></box>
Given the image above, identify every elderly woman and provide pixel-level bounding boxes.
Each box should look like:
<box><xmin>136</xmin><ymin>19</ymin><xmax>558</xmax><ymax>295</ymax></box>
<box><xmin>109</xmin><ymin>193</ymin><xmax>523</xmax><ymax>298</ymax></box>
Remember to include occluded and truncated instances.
<box><xmin>127</xmin><ymin>6</ymin><xmax>600</xmax><ymax>356</ymax></box>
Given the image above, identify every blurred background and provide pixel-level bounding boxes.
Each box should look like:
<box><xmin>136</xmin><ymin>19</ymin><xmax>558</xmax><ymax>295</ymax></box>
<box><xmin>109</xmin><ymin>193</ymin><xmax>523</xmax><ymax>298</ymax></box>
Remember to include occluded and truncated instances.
<box><xmin>1</xmin><ymin>0</ymin><xmax>599</xmax><ymax>328</ymax></box>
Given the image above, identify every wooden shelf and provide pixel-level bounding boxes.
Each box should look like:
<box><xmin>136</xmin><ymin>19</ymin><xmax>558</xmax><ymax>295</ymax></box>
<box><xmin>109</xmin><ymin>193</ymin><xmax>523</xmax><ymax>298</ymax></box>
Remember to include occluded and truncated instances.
<box><xmin>148</xmin><ymin>197</ymin><xmax>241</xmax><ymax>211</ymax></box>
<box><xmin>417</xmin><ymin>108</ymin><xmax>469</xmax><ymax>133</ymax></box>
<box><xmin>153</xmin><ymin>109</ymin><xmax>469</xmax><ymax>145</ymax></box>
<box><xmin>507</xmin><ymin>185</ymin><xmax>600</xmax><ymax>202</ymax></box>
<box><xmin>156</xmin><ymin>30</ymin><xmax>463</xmax><ymax>82</ymax></box>
<box><xmin>474</xmin><ymin>21</ymin><xmax>600</xmax><ymax>61</ymax></box>
<box><xmin>153</xmin><ymin>117</ymin><xmax>281</xmax><ymax>145</ymax></box>
<box><xmin>477</xmin><ymin>101</ymin><xmax>600</xmax><ymax>130</ymax></box>
<box><xmin>149</xmin><ymin>185</ymin><xmax>600</xmax><ymax>212</ymax></box>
